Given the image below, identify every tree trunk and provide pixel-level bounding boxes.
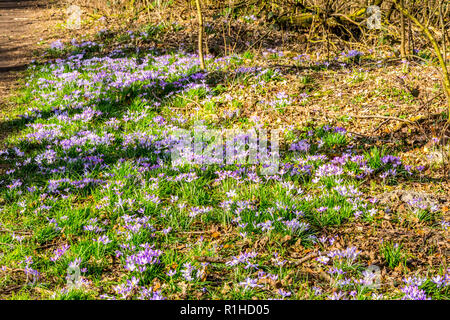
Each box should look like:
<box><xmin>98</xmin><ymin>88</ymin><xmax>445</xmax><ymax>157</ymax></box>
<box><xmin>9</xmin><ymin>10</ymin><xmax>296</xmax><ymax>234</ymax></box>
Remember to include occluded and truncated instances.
<box><xmin>400</xmin><ymin>0</ymin><xmax>407</xmax><ymax>60</ymax></box>
<box><xmin>195</xmin><ymin>0</ymin><xmax>206</xmax><ymax>70</ymax></box>
<box><xmin>393</xmin><ymin>0</ymin><xmax>450</xmax><ymax>121</ymax></box>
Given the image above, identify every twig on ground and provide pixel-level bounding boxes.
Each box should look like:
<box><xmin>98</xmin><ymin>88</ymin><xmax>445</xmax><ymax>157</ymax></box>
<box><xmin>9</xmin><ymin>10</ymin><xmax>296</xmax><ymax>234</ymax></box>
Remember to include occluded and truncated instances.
<box><xmin>247</xmin><ymin>29</ymin><xmax>272</xmax><ymax>50</ymax></box>
<box><xmin>290</xmin><ymin>251</ymin><xmax>321</xmax><ymax>265</ymax></box>
<box><xmin>195</xmin><ymin>256</ymin><xmax>229</xmax><ymax>263</ymax></box>
<box><xmin>0</xmin><ymin>228</ymin><xmax>32</xmax><ymax>235</ymax></box>
<box><xmin>175</xmin><ymin>94</ymin><xmax>203</xmax><ymax>109</ymax></box>
<box><xmin>303</xmin><ymin>267</ymin><xmax>333</xmax><ymax>283</ymax></box>
<box><xmin>372</xmin><ymin>119</ymin><xmax>392</xmax><ymax>133</ymax></box>
<box><xmin>350</xmin><ymin>114</ymin><xmax>415</xmax><ymax>124</ymax></box>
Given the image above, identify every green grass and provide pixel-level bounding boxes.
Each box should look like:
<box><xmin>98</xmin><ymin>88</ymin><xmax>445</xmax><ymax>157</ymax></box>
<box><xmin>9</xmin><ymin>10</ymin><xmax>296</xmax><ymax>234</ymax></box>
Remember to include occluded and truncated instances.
<box><xmin>0</xmin><ymin>27</ymin><xmax>447</xmax><ymax>301</ymax></box>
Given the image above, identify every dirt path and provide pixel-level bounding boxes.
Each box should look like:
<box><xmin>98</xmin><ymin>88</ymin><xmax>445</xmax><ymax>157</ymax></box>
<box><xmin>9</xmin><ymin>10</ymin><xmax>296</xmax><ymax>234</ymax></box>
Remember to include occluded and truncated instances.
<box><xmin>0</xmin><ymin>0</ymin><xmax>62</xmax><ymax>112</ymax></box>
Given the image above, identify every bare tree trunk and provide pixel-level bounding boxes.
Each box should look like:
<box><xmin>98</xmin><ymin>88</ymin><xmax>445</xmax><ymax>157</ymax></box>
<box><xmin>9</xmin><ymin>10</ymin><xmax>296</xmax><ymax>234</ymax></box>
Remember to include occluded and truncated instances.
<box><xmin>195</xmin><ymin>0</ymin><xmax>206</xmax><ymax>70</ymax></box>
<box><xmin>400</xmin><ymin>0</ymin><xmax>407</xmax><ymax>60</ymax></box>
<box><xmin>393</xmin><ymin>0</ymin><xmax>450</xmax><ymax>121</ymax></box>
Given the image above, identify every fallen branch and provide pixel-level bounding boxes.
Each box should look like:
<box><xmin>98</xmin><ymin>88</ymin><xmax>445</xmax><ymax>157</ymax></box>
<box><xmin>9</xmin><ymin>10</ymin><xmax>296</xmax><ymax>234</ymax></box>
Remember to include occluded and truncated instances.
<box><xmin>0</xmin><ymin>228</ymin><xmax>32</xmax><ymax>235</ymax></box>
<box><xmin>195</xmin><ymin>256</ymin><xmax>228</xmax><ymax>263</ymax></box>
<box><xmin>303</xmin><ymin>267</ymin><xmax>333</xmax><ymax>284</ymax></box>
<box><xmin>175</xmin><ymin>94</ymin><xmax>203</xmax><ymax>109</ymax></box>
<box><xmin>372</xmin><ymin>119</ymin><xmax>391</xmax><ymax>133</ymax></box>
<box><xmin>0</xmin><ymin>242</ymin><xmax>15</xmax><ymax>247</ymax></box>
<box><xmin>350</xmin><ymin>114</ymin><xmax>415</xmax><ymax>124</ymax></box>
<box><xmin>289</xmin><ymin>251</ymin><xmax>320</xmax><ymax>265</ymax></box>
<box><xmin>247</xmin><ymin>29</ymin><xmax>272</xmax><ymax>50</ymax></box>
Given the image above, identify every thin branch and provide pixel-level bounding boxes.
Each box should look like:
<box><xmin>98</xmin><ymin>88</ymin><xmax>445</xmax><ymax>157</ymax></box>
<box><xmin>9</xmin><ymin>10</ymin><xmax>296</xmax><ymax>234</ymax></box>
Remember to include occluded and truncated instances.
<box><xmin>349</xmin><ymin>114</ymin><xmax>415</xmax><ymax>124</ymax></box>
